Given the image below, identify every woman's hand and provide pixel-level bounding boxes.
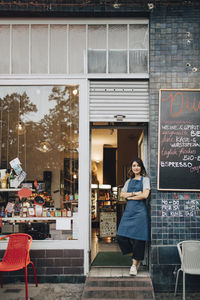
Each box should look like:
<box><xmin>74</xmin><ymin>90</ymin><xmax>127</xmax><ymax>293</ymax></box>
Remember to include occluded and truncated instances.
<box><xmin>128</xmin><ymin>189</ymin><xmax>150</xmax><ymax>200</ymax></box>
<box><xmin>126</xmin><ymin>191</ymin><xmax>142</xmax><ymax>199</ymax></box>
<box><xmin>120</xmin><ymin>191</ymin><xmax>134</xmax><ymax>199</ymax></box>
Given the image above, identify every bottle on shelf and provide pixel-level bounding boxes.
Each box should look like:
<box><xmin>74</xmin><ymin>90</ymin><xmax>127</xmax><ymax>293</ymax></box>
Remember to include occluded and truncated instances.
<box><xmin>67</xmin><ymin>208</ymin><xmax>72</xmax><ymax>217</ymax></box>
<box><xmin>9</xmin><ymin>169</ymin><xmax>15</xmax><ymax>188</ymax></box>
<box><xmin>1</xmin><ymin>178</ymin><xmax>7</xmax><ymax>189</ymax></box>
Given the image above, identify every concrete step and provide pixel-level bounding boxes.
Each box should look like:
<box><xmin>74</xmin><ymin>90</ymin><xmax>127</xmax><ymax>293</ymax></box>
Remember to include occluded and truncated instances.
<box><xmin>82</xmin><ymin>277</ymin><xmax>155</xmax><ymax>299</ymax></box>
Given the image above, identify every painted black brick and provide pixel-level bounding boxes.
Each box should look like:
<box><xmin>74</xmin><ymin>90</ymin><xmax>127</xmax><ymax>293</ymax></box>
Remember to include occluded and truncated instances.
<box><xmin>33</xmin><ymin>249</ymin><xmax>84</xmax><ymax>279</ymax></box>
<box><xmin>0</xmin><ymin>248</ymin><xmax>84</xmax><ymax>284</ymax></box>
<box><xmin>64</xmin><ymin>249</ymin><xmax>84</xmax><ymax>257</ymax></box>
<box><xmin>149</xmin><ymin>2</ymin><xmax>200</xmax><ymax>292</ymax></box>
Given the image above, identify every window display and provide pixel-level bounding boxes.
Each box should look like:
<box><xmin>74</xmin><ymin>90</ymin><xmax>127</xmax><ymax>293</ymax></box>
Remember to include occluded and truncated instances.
<box><xmin>0</xmin><ymin>84</ymin><xmax>79</xmax><ymax>240</ymax></box>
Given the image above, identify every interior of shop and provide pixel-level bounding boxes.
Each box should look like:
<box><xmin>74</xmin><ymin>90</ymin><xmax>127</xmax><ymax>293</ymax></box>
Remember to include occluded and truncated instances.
<box><xmin>90</xmin><ymin>124</ymin><xmax>145</xmax><ymax>263</ymax></box>
<box><xmin>0</xmin><ymin>84</ymin><xmax>79</xmax><ymax>240</ymax></box>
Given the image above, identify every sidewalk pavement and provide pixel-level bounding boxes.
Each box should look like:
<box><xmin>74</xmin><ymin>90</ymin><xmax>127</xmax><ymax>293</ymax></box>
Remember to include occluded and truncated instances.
<box><xmin>0</xmin><ymin>283</ymin><xmax>84</xmax><ymax>300</ymax></box>
<box><xmin>1</xmin><ymin>283</ymin><xmax>200</xmax><ymax>299</ymax></box>
<box><xmin>155</xmin><ymin>292</ymin><xmax>200</xmax><ymax>300</ymax></box>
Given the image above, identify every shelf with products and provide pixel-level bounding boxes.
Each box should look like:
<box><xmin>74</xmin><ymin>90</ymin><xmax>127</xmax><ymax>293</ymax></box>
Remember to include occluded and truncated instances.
<box><xmin>96</xmin><ymin>185</ymin><xmax>118</xmax><ymax>238</ymax></box>
<box><xmin>0</xmin><ymin>188</ymin><xmax>74</xmax><ymax>220</ymax></box>
<box><xmin>91</xmin><ymin>184</ymin><xmax>98</xmax><ymax>221</ymax></box>
<box><xmin>0</xmin><ymin>215</ymin><xmax>76</xmax><ymax>240</ymax></box>
<box><xmin>97</xmin><ymin>184</ymin><xmax>117</xmax><ymax>213</ymax></box>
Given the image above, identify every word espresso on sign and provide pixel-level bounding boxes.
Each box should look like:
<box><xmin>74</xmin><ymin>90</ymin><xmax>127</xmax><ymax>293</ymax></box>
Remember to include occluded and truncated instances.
<box><xmin>158</xmin><ymin>90</ymin><xmax>200</xmax><ymax>191</ymax></box>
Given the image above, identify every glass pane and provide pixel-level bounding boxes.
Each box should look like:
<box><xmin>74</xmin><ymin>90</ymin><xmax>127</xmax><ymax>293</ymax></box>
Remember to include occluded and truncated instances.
<box><xmin>31</xmin><ymin>25</ymin><xmax>48</xmax><ymax>73</ymax></box>
<box><xmin>12</xmin><ymin>25</ymin><xmax>29</xmax><ymax>74</ymax></box>
<box><xmin>0</xmin><ymin>85</ymin><xmax>79</xmax><ymax>240</ymax></box>
<box><xmin>69</xmin><ymin>25</ymin><xmax>86</xmax><ymax>74</ymax></box>
<box><xmin>88</xmin><ymin>25</ymin><xmax>106</xmax><ymax>73</ymax></box>
<box><xmin>129</xmin><ymin>24</ymin><xmax>149</xmax><ymax>49</ymax></box>
<box><xmin>88</xmin><ymin>50</ymin><xmax>106</xmax><ymax>73</ymax></box>
<box><xmin>109</xmin><ymin>50</ymin><xmax>127</xmax><ymax>73</ymax></box>
<box><xmin>50</xmin><ymin>25</ymin><xmax>67</xmax><ymax>74</ymax></box>
<box><xmin>108</xmin><ymin>25</ymin><xmax>127</xmax><ymax>49</ymax></box>
<box><xmin>88</xmin><ymin>25</ymin><xmax>106</xmax><ymax>49</ymax></box>
<box><xmin>108</xmin><ymin>25</ymin><xmax>127</xmax><ymax>73</ymax></box>
<box><xmin>129</xmin><ymin>50</ymin><xmax>148</xmax><ymax>73</ymax></box>
<box><xmin>0</xmin><ymin>25</ymin><xmax>10</xmax><ymax>74</ymax></box>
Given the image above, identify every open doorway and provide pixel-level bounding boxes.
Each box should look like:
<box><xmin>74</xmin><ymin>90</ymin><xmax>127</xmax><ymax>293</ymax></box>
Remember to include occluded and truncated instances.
<box><xmin>90</xmin><ymin>123</ymin><xmax>148</xmax><ymax>267</ymax></box>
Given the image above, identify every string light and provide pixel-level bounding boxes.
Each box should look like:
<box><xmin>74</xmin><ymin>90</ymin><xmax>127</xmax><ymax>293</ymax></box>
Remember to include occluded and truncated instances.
<box><xmin>37</xmin><ymin>142</ymin><xmax>51</xmax><ymax>153</ymax></box>
<box><xmin>72</xmin><ymin>89</ymin><xmax>78</xmax><ymax>96</ymax></box>
<box><xmin>16</xmin><ymin>121</ymin><xmax>26</xmax><ymax>135</ymax></box>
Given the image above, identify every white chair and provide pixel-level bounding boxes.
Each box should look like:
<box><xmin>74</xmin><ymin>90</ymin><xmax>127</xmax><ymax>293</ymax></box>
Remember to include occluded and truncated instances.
<box><xmin>174</xmin><ymin>240</ymin><xmax>200</xmax><ymax>300</ymax></box>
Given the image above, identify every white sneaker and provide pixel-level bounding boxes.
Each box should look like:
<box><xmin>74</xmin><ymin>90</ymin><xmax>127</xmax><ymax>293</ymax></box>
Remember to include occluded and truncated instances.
<box><xmin>129</xmin><ymin>264</ymin><xmax>137</xmax><ymax>276</ymax></box>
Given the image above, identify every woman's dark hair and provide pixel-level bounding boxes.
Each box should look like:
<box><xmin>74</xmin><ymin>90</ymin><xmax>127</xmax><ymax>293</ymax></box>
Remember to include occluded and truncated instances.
<box><xmin>128</xmin><ymin>157</ymin><xmax>147</xmax><ymax>178</ymax></box>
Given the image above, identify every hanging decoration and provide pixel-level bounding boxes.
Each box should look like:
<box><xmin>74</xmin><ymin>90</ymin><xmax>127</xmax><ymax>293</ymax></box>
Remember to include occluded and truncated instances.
<box><xmin>37</xmin><ymin>141</ymin><xmax>52</xmax><ymax>153</ymax></box>
<box><xmin>16</xmin><ymin>121</ymin><xmax>26</xmax><ymax>135</ymax></box>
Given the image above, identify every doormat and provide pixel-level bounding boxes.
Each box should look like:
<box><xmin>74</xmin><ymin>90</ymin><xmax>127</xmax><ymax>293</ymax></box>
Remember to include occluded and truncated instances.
<box><xmin>92</xmin><ymin>251</ymin><xmax>132</xmax><ymax>267</ymax></box>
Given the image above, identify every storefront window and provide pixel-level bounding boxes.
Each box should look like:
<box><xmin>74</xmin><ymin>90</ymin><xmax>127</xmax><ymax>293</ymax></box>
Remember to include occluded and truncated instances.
<box><xmin>0</xmin><ymin>85</ymin><xmax>79</xmax><ymax>240</ymax></box>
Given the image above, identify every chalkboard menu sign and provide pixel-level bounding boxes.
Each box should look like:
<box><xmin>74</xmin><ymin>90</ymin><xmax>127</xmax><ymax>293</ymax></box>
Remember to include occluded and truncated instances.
<box><xmin>158</xmin><ymin>89</ymin><xmax>200</xmax><ymax>191</ymax></box>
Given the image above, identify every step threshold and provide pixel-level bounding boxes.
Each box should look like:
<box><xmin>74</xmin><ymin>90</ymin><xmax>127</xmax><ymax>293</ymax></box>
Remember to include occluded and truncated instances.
<box><xmin>88</xmin><ymin>267</ymin><xmax>150</xmax><ymax>277</ymax></box>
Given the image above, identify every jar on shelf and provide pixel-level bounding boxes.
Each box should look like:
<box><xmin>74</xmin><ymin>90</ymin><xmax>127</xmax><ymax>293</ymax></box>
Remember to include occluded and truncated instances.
<box><xmin>67</xmin><ymin>208</ymin><xmax>72</xmax><ymax>217</ymax></box>
<box><xmin>62</xmin><ymin>209</ymin><xmax>67</xmax><ymax>217</ymax></box>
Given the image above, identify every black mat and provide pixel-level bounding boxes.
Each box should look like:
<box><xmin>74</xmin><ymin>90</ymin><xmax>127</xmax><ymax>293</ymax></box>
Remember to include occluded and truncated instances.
<box><xmin>92</xmin><ymin>251</ymin><xmax>132</xmax><ymax>266</ymax></box>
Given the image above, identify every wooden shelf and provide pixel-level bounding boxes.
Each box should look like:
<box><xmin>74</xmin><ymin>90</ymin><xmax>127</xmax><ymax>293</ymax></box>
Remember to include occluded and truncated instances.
<box><xmin>2</xmin><ymin>217</ymin><xmax>73</xmax><ymax>221</ymax></box>
<box><xmin>0</xmin><ymin>188</ymin><xmax>35</xmax><ymax>192</ymax></box>
<box><xmin>0</xmin><ymin>188</ymin><xmax>23</xmax><ymax>192</ymax></box>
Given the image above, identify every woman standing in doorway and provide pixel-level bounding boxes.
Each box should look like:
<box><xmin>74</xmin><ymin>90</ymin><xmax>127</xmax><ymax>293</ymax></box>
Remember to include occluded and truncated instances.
<box><xmin>117</xmin><ymin>158</ymin><xmax>150</xmax><ymax>276</ymax></box>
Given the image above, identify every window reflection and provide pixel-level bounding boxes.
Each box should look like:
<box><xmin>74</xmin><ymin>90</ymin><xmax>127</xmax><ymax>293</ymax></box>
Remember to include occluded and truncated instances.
<box><xmin>0</xmin><ymin>85</ymin><xmax>79</xmax><ymax>240</ymax></box>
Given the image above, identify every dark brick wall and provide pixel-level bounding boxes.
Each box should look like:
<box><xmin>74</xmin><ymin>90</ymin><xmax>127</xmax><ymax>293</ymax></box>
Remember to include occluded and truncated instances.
<box><xmin>149</xmin><ymin>3</ymin><xmax>200</xmax><ymax>291</ymax></box>
<box><xmin>0</xmin><ymin>0</ymin><xmax>149</xmax><ymax>17</ymax></box>
<box><xmin>0</xmin><ymin>0</ymin><xmax>198</xmax><ymax>18</ymax></box>
<box><xmin>0</xmin><ymin>249</ymin><xmax>85</xmax><ymax>283</ymax></box>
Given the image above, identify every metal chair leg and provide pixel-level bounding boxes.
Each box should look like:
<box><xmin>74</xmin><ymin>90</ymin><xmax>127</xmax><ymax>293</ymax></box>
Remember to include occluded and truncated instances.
<box><xmin>183</xmin><ymin>272</ymin><xmax>185</xmax><ymax>300</ymax></box>
<box><xmin>0</xmin><ymin>271</ymin><xmax>2</xmax><ymax>288</ymax></box>
<box><xmin>25</xmin><ymin>266</ymin><xmax>28</xmax><ymax>300</ymax></box>
<box><xmin>30</xmin><ymin>261</ymin><xmax>38</xmax><ymax>287</ymax></box>
<box><xmin>174</xmin><ymin>268</ymin><xmax>181</xmax><ymax>296</ymax></box>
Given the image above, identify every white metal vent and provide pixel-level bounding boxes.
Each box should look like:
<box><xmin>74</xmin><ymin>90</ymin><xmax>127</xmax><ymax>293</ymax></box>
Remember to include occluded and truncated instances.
<box><xmin>89</xmin><ymin>81</ymin><xmax>149</xmax><ymax>122</ymax></box>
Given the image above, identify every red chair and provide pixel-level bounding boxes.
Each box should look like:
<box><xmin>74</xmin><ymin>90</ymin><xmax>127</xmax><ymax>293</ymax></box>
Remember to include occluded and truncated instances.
<box><xmin>0</xmin><ymin>233</ymin><xmax>38</xmax><ymax>300</ymax></box>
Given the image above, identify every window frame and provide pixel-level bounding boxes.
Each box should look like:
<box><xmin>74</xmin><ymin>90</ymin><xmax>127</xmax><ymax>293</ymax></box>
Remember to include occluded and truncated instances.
<box><xmin>0</xmin><ymin>77</ymin><xmax>89</xmax><ymax>255</ymax></box>
<box><xmin>0</xmin><ymin>18</ymin><xmax>149</xmax><ymax>79</ymax></box>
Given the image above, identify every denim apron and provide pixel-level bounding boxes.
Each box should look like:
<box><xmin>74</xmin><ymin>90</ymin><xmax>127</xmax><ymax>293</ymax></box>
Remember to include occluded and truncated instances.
<box><xmin>117</xmin><ymin>176</ymin><xmax>149</xmax><ymax>241</ymax></box>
